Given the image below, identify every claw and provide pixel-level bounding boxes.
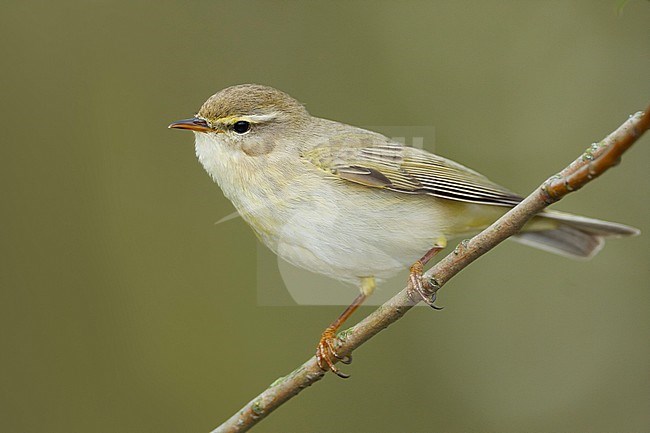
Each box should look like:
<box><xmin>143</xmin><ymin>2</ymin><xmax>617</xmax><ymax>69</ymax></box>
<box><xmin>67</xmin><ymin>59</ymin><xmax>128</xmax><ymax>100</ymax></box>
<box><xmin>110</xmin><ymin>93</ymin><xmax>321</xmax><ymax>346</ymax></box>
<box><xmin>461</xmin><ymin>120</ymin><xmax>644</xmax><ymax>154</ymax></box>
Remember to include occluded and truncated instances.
<box><xmin>316</xmin><ymin>329</ymin><xmax>350</xmax><ymax>378</ymax></box>
<box><xmin>326</xmin><ymin>339</ymin><xmax>353</xmax><ymax>364</ymax></box>
<box><xmin>425</xmin><ymin>289</ymin><xmax>444</xmax><ymax>310</ymax></box>
<box><xmin>408</xmin><ymin>260</ymin><xmax>443</xmax><ymax>309</ymax></box>
<box><xmin>314</xmin><ymin>292</ymin><xmax>368</xmax><ymax>378</ymax></box>
<box><xmin>325</xmin><ymin>338</ymin><xmax>343</xmax><ymax>359</ymax></box>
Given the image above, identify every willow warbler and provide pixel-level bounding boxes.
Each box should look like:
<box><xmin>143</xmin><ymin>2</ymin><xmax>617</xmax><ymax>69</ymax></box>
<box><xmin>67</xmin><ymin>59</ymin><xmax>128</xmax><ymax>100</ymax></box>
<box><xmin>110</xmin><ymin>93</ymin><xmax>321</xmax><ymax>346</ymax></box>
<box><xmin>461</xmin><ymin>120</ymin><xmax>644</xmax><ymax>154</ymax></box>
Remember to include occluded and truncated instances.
<box><xmin>170</xmin><ymin>84</ymin><xmax>639</xmax><ymax>377</ymax></box>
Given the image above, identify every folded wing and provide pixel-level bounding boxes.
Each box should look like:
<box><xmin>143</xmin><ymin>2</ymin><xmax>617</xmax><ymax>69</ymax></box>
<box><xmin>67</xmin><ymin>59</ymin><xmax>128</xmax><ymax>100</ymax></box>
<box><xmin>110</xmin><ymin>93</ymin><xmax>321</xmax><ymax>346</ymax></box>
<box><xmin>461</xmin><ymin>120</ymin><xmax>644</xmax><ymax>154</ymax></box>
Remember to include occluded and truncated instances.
<box><xmin>304</xmin><ymin>139</ymin><xmax>523</xmax><ymax>206</ymax></box>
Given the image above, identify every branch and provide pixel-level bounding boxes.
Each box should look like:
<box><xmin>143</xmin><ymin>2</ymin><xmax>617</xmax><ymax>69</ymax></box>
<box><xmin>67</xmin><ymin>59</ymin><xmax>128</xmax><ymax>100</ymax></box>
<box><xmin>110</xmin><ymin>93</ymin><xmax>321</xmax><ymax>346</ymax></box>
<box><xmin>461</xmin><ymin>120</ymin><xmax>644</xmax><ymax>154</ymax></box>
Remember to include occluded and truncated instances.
<box><xmin>212</xmin><ymin>106</ymin><xmax>650</xmax><ymax>433</ymax></box>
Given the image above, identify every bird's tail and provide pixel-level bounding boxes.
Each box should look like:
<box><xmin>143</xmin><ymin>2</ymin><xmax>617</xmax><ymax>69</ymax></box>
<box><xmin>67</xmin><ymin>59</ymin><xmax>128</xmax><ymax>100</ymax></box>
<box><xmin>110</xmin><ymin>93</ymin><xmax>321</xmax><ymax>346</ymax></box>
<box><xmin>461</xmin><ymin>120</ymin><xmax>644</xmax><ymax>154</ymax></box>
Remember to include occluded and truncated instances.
<box><xmin>511</xmin><ymin>210</ymin><xmax>640</xmax><ymax>259</ymax></box>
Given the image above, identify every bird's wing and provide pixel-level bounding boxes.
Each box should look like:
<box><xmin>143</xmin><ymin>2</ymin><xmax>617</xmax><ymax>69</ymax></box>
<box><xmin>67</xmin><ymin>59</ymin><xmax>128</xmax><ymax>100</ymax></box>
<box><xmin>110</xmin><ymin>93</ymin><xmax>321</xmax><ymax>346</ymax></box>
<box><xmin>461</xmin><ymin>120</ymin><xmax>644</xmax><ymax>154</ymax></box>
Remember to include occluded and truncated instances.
<box><xmin>304</xmin><ymin>139</ymin><xmax>523</xmax><ymax>206</ymax></box>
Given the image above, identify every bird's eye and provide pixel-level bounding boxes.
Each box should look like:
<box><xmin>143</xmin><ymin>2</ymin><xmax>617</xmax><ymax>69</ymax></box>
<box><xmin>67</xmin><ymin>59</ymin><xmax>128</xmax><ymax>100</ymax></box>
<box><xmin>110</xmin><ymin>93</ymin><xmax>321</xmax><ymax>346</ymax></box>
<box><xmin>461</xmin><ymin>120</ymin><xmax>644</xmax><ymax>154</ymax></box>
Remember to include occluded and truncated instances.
<box><xmin>233</xmin><ymin>121</ymin><xmax>251</xmax><ymax>134</ymax></box>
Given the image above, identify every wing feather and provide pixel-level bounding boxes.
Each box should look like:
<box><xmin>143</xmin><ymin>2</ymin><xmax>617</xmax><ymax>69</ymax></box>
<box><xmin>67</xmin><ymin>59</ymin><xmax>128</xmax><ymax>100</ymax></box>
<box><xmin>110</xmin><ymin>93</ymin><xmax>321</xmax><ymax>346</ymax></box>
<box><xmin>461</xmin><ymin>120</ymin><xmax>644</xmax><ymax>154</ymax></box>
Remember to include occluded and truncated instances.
<box><xmin>304</xmin><ymin>138</ymin><xmax>523</xmax><ymax>207</ymax></box>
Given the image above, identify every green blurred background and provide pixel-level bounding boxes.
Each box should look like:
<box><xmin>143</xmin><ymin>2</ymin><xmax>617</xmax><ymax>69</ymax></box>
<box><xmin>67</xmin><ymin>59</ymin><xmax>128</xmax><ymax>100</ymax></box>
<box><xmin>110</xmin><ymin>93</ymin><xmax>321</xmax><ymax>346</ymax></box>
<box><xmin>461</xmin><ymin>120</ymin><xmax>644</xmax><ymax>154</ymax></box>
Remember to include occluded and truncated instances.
<box><xmin>1</xmin><ymin>1</ymin><xmax>649</xmax><ymax>432</ymax></box>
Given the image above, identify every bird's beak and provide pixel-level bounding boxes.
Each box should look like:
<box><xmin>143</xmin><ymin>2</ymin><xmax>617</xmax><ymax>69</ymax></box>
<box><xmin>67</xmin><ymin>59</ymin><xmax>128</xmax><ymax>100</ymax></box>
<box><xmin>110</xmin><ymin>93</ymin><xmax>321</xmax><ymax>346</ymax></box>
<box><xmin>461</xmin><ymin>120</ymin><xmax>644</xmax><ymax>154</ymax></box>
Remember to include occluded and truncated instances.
<box><xmin>168</xmin><ymin>117</ymin><xmax>212</xmax><ymax>133</ymax></box>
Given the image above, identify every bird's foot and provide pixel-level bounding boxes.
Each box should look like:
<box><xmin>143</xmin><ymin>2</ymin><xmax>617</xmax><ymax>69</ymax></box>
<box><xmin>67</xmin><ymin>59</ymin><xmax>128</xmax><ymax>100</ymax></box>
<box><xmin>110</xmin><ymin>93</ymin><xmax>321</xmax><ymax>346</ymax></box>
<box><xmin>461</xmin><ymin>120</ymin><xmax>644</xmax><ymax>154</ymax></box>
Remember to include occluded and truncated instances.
<box><xmin>316</xmin><ymin>327</ymin><xmax>352</xmax><ymax>379</ymax></box>
<box><xmin>407</xmin><ymin>260</ymin><xmax>443</xmax><ymax>310</ymax></box>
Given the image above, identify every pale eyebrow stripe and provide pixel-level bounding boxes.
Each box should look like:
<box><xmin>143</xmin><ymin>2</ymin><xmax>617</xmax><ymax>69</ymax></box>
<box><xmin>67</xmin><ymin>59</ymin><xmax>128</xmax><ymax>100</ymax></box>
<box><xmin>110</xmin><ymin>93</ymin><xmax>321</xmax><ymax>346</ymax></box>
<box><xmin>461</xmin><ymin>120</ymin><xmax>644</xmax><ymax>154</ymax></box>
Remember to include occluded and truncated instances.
<box><xmin>213</xmin><ymin>112</ymin><xmax>281</xmax><ymax>125</ymax></box>
<box><xmin>243</xmin><ymin>112</ymin><xmax>280</xmax><ymax>123</ymax></box>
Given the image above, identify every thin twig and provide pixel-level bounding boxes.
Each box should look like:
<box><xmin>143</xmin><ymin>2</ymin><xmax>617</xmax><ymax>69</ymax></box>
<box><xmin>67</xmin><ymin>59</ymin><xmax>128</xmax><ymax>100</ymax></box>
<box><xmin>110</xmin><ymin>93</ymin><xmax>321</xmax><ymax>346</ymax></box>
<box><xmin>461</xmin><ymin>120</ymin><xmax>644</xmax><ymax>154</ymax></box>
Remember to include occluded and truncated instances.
<box><xmin>212</xmin><ymin>107</ymin><xmax>650</xmax><ymax>433</ymax></box>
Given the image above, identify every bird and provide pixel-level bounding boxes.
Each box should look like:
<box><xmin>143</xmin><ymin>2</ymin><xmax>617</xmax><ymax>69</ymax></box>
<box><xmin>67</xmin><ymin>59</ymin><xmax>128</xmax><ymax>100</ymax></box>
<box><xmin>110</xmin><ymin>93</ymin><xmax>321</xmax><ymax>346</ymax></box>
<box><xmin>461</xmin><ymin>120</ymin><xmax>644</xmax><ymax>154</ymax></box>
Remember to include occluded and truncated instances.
<box><xmin>169</xmin><ymin>84</ymin><xmax>639</xmax><ymax>377</ymax></box>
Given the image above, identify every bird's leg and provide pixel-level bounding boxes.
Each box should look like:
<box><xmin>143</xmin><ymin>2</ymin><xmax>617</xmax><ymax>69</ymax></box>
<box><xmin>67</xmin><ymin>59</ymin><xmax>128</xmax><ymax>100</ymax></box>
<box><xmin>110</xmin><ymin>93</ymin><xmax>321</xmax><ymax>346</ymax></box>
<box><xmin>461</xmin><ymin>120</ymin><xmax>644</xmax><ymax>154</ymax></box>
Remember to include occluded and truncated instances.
<box><xmin>316</xmin><ymin>277</ymin><xmax>374</xmax><ymax>378</ymax></box>
<box><xmin>408</xmin><ymin>237</ymin><xmax>446</xmax><ymax>309</ymax></box>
